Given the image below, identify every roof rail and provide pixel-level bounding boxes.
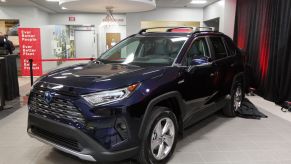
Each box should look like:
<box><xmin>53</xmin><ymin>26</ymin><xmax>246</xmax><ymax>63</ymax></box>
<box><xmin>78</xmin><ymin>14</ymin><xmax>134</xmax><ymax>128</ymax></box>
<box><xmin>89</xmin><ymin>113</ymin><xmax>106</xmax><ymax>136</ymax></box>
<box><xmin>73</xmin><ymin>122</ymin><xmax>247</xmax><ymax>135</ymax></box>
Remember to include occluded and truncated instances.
<box><xmin>138</xmin><ymin>27</ymin><xmax>194</xmax><ymax>34</ymax></box>
<box><xmin>138</xmin><ymin>26</ymin><xmax>216</xmax><ymax>34</ymax></box>
<box><xmin>194</xmin><ymin>27</ymin><xmax>216</xmax><ymax>32</ymax></box>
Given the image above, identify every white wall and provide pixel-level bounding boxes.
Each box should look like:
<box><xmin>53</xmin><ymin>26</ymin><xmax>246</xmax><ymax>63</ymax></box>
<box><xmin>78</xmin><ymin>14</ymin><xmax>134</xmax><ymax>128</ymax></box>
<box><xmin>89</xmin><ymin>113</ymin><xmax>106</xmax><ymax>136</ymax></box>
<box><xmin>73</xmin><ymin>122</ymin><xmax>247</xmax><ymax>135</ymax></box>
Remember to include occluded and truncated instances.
<box><xmin>203</xmin><ymin>0</ymin><xmax>237</xmax><ymax>38</ymax></box>
<box><xmin>203</xmin><ymin>0</ymin><xmax>225</xmax><ymax>32</ymax></box>
<box><xmin>126</xmin><ymin>8</ymin><xmax>204</xmax><ymax>36</ymax></box>
<box><xmin>223</xmin><ymin>0</ymin><xmax>237</xmax><ymax>38</ymax></box>
<box><xmin>0</xmin><ymin>6</ymin><xmax>49</xmax><ymax>27</ymax></box>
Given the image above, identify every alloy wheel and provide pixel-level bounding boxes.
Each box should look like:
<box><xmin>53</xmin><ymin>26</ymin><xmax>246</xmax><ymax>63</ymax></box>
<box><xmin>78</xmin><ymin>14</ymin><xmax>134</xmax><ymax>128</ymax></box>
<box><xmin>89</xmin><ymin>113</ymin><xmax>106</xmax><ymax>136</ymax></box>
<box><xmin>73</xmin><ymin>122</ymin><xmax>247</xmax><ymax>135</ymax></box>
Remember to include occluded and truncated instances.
<box><xmin>150</xmin><ymin>118</ymin><xmax>175</xmax><ymax>160</ymax></box>
<box><xmin>234</xmin><ymin>86</ymin><xmax>243</xmax><ymax>111</ymax></box>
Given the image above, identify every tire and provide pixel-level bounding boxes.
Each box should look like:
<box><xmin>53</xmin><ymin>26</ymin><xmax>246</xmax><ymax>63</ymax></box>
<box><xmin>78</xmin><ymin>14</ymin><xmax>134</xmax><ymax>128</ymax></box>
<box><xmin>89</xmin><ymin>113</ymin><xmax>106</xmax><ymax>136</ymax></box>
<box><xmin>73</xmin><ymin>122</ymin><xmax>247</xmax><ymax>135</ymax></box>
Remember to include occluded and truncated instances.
<box><xmin>138</xmin><ymin>106</ymin><xmax>178</xmax><ymax>164</ymax></box>
<box><xmin>223</xmin><ymin>80</ymin><xmax>244</xmax><ymax>117</ymax></box>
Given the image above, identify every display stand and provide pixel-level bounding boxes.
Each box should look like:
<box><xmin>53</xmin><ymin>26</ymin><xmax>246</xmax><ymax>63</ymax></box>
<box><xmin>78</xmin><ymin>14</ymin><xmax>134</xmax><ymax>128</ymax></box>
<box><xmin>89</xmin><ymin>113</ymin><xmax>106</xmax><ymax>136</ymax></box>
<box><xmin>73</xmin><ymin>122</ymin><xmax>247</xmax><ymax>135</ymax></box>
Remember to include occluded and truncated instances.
<box><xmin>0</xmin><ymin>57</ymin><xmax>5</xmax><ymax>110</ymax></box>
<box><xmin>0</xmin><ymin>54</ymin><xmax>20</xmax><ymax>101</ymax></box>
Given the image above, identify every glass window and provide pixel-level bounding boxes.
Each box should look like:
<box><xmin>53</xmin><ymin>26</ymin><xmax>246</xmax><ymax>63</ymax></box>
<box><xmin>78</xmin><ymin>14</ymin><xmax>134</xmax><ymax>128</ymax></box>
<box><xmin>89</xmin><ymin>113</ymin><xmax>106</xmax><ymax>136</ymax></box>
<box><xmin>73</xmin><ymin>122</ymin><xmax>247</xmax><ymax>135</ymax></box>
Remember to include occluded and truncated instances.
<box><xmin>100</xmin><ymin>36</ymin><xmax>188</xmax><ymax>66</ymax></box>
<box><xmin>225</xmin><ymin>37</ymin><xmax>237</xmax><ymax>56</ymax></box>
<box><xmin>210</xmin><ymin>37</ymin><xmax>228</xmax><ymax>59</ymax></box>
<box><xmin>184</xmin><ymin>38</ymin><xmax>209</xmax><ymax>65</ymax></box>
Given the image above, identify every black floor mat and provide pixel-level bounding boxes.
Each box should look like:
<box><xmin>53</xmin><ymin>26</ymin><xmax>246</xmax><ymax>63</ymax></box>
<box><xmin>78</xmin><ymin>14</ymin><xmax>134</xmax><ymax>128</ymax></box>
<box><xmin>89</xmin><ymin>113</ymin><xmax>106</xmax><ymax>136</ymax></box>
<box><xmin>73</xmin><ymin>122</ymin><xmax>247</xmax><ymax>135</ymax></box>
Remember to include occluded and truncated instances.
<box><xmin>237</xmin><ymin>98</ymin><xmax>268</xmax><ymax>119</ymax></box>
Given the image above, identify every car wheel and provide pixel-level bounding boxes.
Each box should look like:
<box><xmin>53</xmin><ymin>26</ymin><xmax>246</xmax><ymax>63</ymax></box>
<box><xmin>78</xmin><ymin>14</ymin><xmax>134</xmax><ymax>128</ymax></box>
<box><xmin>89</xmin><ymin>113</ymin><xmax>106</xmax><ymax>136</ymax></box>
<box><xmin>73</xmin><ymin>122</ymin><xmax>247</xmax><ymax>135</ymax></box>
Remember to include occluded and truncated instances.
<box><xmin>138</xmin><ymin>106</ymin><xmax>178</xmax><ymax>164</ymax></box>
<box><xmin>223</xmin><ymin>81</ymin><xmax>244</xmax><ymax>117</ymax></box>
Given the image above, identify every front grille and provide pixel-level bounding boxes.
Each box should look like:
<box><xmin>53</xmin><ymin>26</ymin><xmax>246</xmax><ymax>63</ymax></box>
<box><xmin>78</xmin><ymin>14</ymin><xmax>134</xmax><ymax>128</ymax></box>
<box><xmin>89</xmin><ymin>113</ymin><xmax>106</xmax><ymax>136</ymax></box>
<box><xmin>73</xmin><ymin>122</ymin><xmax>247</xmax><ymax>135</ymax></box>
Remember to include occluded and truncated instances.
<box><xmin>31</xmin><ymin>126</ymin><xmax>81</xmax><ymax>152</ymax></box>
<box><xmin>29</xmin><ymin>91</ymin><xmax>85</xmax><ymax>125</ymax></box>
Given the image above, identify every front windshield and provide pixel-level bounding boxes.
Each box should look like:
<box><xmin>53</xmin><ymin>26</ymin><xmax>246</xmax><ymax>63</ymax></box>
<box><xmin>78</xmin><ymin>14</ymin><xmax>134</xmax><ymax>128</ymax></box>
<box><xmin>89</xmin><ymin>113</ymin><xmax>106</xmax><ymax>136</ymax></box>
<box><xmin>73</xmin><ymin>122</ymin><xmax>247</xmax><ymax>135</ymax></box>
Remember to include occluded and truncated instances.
<box><xmin>99</xmin><ymin>36</ymin><xmax>188</xmax><ymax>66</ymax></box>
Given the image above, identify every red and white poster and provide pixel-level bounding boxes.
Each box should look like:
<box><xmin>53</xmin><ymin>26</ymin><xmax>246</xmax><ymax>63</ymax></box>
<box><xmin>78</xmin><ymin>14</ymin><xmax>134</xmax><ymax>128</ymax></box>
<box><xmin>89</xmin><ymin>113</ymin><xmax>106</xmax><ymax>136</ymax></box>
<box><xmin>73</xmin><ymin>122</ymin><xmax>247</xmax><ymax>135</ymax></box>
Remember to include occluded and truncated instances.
<box><xmin>18</xmin><ymin>28</ymin><xmax>43</xmax><ymax>76</ymax></box>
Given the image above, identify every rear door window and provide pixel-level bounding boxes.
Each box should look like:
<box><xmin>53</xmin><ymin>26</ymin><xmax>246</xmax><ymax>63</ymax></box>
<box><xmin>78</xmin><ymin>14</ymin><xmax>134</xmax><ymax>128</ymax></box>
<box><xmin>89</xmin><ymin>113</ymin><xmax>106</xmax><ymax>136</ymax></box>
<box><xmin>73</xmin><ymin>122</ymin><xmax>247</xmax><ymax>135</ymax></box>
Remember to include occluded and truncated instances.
<box><xmin>210</xmin><ymin>37</ymin><xmax>228</xmax><ymax>60</ymax></box>
<box><xmin>225</xmin><ymin>37</ymin><xmax>237</xmax><ymax>56</ymax></box>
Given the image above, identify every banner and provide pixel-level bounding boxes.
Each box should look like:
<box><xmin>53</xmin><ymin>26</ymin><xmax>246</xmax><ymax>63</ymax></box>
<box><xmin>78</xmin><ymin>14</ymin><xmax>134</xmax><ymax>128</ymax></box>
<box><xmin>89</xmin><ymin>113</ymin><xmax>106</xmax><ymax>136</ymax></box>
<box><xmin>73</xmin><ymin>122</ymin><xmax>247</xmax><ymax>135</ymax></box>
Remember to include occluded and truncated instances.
<box><xmin>18</xmin><ymin>28</ymin><xmax>42</xmax><ymax>76</ymax></box>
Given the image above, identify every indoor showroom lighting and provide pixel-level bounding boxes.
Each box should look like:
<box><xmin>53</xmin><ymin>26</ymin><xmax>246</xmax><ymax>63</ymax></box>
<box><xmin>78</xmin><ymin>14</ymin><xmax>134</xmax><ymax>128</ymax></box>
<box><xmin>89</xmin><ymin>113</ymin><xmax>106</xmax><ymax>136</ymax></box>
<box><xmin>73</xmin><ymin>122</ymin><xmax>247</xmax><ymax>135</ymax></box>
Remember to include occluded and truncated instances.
<box><xmin>190</xmin><ymin>0</ymin><xmax>207</xmax><ymax>4</ymax></box>
<box><xmin>61</xmin><ymin>7</ymin><xmax>67</xmax><ymax>10</ymax></box>
<box><xmin>0</xmin><ymin>0</ymin><xmax>6</xmax><ymax>2</ymax></box>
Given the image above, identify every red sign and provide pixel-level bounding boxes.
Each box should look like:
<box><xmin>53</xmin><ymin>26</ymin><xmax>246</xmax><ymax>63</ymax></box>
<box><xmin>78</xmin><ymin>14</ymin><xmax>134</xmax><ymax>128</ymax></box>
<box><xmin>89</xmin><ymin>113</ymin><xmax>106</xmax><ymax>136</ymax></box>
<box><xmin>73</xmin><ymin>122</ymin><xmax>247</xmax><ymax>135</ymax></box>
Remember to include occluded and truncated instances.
<box><xmin>69</xmin><ymin>16</ymin><xmax>75</xmax><ymax>21</ymax></box>
<box><xmin>18</xmin><ymin>28</ymin><xmax>42</xmax><ymax>76</ymax></box>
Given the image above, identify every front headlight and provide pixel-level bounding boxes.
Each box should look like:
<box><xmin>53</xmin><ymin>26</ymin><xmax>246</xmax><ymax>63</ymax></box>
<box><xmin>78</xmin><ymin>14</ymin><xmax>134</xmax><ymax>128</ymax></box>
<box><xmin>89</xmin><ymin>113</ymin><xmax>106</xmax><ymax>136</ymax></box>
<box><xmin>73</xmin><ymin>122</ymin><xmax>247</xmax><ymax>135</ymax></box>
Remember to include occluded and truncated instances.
<box><xmin>82</xmin><ymin>83</ymin><xmax>140</xmax><ymax>106</ymax></box>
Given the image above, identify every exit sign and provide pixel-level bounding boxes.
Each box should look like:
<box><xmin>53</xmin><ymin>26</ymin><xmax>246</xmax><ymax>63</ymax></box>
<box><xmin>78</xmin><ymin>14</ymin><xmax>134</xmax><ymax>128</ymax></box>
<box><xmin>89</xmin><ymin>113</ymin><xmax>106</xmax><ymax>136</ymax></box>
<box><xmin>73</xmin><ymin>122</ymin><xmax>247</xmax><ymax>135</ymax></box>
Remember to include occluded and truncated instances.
<box><xmin>69</xmin><ymin>16</ymin><xmax>75</xmax><ymax>21</ymax></box>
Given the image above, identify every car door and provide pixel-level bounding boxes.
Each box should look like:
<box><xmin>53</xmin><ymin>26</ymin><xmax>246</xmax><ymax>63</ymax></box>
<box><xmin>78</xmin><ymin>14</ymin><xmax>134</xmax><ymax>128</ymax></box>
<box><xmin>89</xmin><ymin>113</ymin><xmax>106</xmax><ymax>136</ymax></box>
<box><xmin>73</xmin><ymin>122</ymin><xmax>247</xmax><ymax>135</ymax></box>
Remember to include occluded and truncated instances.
<box><xmin>224</xmin><ymin>37</ymin><xmax>243</xmax><ymax>90</ymax></box>
<box><xmin>178</xmin><ymin>37</ymin><xmax>218</xmax><ymax>123</ymax></box>
<box><xmin>208</xmin><ymin>36</ymin><xmax>230</xmax><ymax>99</ymax></box>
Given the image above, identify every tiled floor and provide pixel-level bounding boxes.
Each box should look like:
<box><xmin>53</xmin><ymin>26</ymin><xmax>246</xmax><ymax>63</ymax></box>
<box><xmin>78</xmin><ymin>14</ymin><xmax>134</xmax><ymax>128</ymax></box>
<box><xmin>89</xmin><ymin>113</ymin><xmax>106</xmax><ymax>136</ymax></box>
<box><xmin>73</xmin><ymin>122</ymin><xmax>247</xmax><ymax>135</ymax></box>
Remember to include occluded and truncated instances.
<box><xmin>1</xmin><ymin>98</ymin><xmax>291</xmax><ymax>164</ymax></box>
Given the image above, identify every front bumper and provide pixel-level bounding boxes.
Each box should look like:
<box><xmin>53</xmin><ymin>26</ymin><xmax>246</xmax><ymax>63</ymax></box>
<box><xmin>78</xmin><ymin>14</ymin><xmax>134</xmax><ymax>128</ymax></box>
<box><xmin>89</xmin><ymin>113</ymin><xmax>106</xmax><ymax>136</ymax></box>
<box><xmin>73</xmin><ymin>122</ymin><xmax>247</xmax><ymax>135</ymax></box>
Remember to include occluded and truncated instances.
<box><xmin>27</xmin><ymin>113</ymin><xmax>139</xmax><ymax>162</ymax></box>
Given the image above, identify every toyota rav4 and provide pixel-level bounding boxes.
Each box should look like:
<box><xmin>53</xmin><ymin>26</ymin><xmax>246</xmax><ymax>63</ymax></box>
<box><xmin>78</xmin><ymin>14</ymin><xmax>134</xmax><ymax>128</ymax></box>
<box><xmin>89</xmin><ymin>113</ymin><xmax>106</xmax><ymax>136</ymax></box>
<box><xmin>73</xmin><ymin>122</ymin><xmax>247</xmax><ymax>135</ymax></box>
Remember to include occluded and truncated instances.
<box><xmin>27</xmin><ymin>27</ymin><xmax>245</xmax><ymax>164</ymax></box>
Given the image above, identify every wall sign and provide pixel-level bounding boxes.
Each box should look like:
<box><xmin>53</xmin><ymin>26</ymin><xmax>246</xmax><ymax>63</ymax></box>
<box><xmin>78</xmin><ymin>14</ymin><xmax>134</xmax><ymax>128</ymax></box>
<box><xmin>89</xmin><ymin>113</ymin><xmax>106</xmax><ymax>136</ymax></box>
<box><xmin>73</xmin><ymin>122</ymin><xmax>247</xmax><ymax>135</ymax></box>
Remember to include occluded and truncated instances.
<box><xmin>18</xmin><ymin>28</ymin><xmax>43</xmax><ymax>76</ymax></box>
<box><xmin>69</xmin><ymin>16</ymin><xmax>76</xmax><ymax>22</ymax></box>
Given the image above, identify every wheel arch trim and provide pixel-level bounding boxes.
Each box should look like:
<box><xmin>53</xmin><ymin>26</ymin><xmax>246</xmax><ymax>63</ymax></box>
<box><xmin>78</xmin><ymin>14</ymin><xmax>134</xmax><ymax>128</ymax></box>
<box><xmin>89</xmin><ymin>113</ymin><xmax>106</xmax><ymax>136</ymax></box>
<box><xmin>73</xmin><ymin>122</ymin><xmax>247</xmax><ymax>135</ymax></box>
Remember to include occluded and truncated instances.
<box><xmin>138</xmin><ymin>91</ymin><xmax>185</xmax><ymax>138</ymax></box>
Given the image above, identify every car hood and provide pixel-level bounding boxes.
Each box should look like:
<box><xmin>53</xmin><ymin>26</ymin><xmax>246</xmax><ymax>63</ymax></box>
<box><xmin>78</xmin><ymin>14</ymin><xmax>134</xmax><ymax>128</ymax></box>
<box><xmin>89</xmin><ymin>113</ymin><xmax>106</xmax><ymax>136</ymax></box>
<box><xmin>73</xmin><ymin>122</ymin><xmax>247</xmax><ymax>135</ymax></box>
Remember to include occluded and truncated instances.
<box><xmin>38</xmin><ymin>63</ymin><xmax>166</xmax><ymax>94</ymax></box>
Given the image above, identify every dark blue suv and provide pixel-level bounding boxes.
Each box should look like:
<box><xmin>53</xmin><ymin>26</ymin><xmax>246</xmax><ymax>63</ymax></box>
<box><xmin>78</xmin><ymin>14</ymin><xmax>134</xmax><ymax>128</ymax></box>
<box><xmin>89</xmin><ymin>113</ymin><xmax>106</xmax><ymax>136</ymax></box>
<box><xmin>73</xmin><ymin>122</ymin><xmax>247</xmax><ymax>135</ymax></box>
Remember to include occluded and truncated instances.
<box><xmin>27</xmin><ymin>27</ymin><xmax>245</xmax><ymax>164</ymax></box>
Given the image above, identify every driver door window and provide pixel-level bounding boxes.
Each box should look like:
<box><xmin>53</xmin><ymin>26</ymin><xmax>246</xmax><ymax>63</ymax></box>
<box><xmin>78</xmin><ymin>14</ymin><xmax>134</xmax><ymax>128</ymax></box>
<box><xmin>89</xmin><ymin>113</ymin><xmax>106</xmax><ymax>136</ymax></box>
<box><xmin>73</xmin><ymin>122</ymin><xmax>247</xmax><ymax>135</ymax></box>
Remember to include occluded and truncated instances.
<box><xmin>184</xmin><ymin>38</ymin><xmax>209</xmax><ymax>66</ymax></box>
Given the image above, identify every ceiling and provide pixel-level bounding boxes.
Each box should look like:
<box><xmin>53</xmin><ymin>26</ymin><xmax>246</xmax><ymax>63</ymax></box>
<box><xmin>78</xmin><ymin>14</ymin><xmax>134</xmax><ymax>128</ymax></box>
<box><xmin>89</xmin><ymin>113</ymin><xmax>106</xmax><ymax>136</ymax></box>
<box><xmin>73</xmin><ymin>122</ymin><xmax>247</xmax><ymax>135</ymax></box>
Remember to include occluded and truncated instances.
<box><xmin>60</xmin><ymin>0</ymin><xmax>156</xmax><ymax>13</ymax></box>
<box><xmin>0</xmin><ymin>0</ymin><xmax>220</xmax><ymax>13</ymax></box>
<box><xmin>157</xmin><ymin>0</ymin><xmax>219</xmax><ymax>8</ymax></box>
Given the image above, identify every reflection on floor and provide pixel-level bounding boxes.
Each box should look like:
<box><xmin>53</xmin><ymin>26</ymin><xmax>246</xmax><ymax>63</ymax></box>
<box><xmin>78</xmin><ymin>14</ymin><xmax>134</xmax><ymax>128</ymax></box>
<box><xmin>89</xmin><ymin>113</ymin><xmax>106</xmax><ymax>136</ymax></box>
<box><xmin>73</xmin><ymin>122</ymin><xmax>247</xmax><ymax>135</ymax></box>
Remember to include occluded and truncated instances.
<box><xmin>0</xmin><ymin>77</ymin><xmax>30</xmax><ymax>120</ymax></box>
<box><xmin>1</xmin><ymin>78</ymin><xmax>291</xmax><ymax>164</ymax></box>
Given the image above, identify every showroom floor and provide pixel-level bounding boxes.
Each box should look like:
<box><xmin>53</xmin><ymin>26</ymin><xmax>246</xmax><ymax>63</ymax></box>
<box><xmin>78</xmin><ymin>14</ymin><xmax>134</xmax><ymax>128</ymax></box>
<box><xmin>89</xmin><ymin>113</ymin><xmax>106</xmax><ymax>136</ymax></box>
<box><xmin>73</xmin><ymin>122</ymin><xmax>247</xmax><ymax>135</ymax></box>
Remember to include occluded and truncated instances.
<box><xmin>1</xmin><ymin>78</ymin><xmax>291</xmax><ymax>164</ymax></box>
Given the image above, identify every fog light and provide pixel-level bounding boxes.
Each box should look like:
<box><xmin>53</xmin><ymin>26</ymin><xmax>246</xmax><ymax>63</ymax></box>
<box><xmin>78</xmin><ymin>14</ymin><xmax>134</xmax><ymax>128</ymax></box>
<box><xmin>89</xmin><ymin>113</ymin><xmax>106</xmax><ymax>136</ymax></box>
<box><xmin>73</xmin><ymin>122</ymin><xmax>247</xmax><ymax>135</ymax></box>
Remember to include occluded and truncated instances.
<box><xmin>115</xmin><ymin>118</ymin><xmax>128</xmax><ymax>140</ymax></box>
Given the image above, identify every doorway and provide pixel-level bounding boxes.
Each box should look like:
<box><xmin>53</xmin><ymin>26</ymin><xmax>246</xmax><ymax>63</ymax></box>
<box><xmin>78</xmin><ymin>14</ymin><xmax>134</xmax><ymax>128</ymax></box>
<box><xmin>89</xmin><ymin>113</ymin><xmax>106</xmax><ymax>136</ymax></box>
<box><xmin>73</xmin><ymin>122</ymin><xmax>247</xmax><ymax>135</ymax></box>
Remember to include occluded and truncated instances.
<box><xmin>106</xmin><ymin>33</ymin><xmax>121</xmax><ymax>49</ymax></box>
<box><xmin>75</xmin><ymin>30</ymin><xmax>96</xmax><ymax>58</ymax></box>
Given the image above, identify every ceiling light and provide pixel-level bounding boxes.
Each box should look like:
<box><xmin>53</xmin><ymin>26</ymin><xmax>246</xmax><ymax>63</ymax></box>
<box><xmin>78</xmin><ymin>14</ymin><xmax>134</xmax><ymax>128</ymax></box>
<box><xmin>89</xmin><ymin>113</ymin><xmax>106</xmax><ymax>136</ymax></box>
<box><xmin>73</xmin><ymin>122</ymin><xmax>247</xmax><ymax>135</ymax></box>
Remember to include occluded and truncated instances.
<box><xmin>218</xmin><ymin>0</ymin><xmax>225</xmax><ymax>6</ymax></box>
<box><xmin>61</xmin><ymin>7</ymin><xmax>67</xmax><ymax>10</ymax></box>
<box><xmin>190</xmin><ymin>0</ymin><xmax>207</xmax><ymax>4</ymax></box>
<box><xmin>46</xmin><ymin>0</ymin><xmax>59</xmax><ymax>1</ymax></box>
<box><xmin>0</xmin><ymin>0</ymin><xmax>6</xmax><ymax>2</ymax></box>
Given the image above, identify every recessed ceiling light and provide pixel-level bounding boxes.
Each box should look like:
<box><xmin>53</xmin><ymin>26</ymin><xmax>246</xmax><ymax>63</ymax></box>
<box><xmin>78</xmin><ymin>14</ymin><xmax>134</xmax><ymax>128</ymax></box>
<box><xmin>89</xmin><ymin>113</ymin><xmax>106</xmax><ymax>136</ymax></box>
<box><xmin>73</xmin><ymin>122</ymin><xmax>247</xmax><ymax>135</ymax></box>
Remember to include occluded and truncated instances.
<box><xmin>190</xmin><ymin>0</ymin><xmax>207</xmax><ymax>4</ymax></box>
<box><xmin>46</xmin><ymin>0</ymin><xmax>59</xmax><ymax>1</ymax></box>
<box><xmin>0</xmin><ymin>0</ymin><xmax>6</xmax><ymax>2</ymax></box>
<box><xmin>218</xmin><ymin>0</ymin><xmax>225</xmax><ymax>6</ymax></box>
<box><xmin>61</xmin><ymin>7</ymin><xmax>67</xmax><ymax>10</ymax></box>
